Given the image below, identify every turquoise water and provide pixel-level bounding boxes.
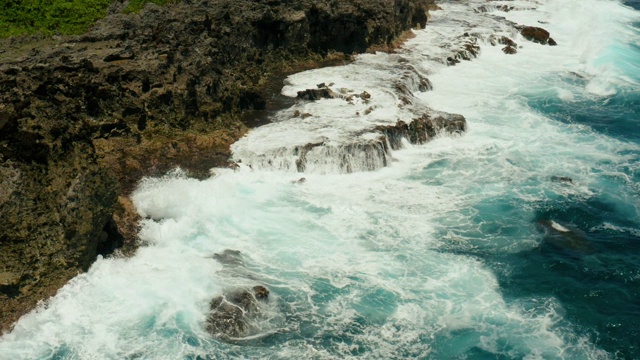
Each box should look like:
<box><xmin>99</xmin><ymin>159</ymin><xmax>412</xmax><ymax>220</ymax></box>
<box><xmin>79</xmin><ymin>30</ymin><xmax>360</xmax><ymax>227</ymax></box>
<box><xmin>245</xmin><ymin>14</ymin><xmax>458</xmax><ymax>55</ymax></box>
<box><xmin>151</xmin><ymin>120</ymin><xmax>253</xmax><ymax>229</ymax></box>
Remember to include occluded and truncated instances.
<box><xmin>509</xmin><ymin>6</ymin><xmax>640</xmax><ymax>357</ymax></box>
<box><xmin>1</xmin><ymin>0</ymin><xmax>639</xmax><ymax>359</ymax></box>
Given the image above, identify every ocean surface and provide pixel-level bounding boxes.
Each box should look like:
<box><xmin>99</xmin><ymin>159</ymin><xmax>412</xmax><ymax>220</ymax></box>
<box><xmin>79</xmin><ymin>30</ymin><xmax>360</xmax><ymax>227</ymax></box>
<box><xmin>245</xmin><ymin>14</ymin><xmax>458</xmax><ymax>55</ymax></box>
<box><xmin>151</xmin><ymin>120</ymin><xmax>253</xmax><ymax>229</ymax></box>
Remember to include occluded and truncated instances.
<box><xmin>1</xmin><ymin>0</ymin><xmax>639</xmax><ymax>359</ymax></box>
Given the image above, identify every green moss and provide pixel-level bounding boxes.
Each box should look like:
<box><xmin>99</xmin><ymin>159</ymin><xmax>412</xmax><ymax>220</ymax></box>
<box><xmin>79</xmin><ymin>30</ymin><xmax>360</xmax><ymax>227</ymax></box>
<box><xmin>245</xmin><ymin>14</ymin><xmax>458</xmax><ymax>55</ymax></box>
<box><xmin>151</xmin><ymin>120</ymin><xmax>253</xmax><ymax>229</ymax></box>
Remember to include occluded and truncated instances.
<box><xmin>0</xmin><ymin>0</ymin><xmax>113</xmax><ymax>37</ymax></box>
<box><xmin>124</xmin><ymin>0</ymin><xmax>180</xmax><ymax>13</ymax></box>
<box><xmin>0</xmin><ymin>0</ymin><xmax>181</xmax><ymax>38</ymax></box>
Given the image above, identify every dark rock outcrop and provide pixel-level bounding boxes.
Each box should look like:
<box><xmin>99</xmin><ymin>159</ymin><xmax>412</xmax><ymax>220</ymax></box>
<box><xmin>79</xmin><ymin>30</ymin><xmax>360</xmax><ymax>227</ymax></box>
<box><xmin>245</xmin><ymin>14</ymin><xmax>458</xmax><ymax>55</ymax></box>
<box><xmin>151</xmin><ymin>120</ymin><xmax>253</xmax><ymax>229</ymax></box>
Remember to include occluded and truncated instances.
<box><xmin>0</xmin><ymin>0</ymin><xmax>434</xmax><ymax>332</ymax></box>
<box><xmin>446</xmin><ymin>40</ymin><xmax>481</xmax><ymax>65</ymax></box>
<box><xmin>518</xmin><ymin>26</ymin><xmax>557</xmax><ymax>46</ymax></box>
<box><xmin>296</xmin><ymin>88</ymin><xmax>339</xmax><ymax>101</ymax></box>
<box><xmin>206</xmin><ymin>285</ymin><xmax>270</xmax><ymax>339</ymax></box>
<box><xmin>502</xmin><ymin>46</ymin><xmax>517</xmax><ymax>54</ymax></box>
<box><xmin>536</xmin><ymin>220</ymin><xmax>594</xmax><ymax>255</ymax></box>
<box><xmin>377</xmin><ymin>113</ymin><xmax>467</xmax><ymax>150</ymax></box>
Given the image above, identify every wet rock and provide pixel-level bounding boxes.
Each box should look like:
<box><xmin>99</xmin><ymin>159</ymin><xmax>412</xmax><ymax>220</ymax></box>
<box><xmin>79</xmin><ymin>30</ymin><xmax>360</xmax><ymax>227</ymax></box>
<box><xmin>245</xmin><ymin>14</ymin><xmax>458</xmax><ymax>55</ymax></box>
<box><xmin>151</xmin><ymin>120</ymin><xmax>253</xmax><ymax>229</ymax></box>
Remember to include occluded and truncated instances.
<box><xmin>206</xmin><ymin>285</ymin><xmax>270</xmax><ymax>339</ymax></box>
<box><xmin>419</xmin><ymin>78</ymin><xmax>433</xmax><ymax>92</ymax></box>
<box><xmin>519</xmin><ymin>26</ymin><xmax>557</xmax><ymax>46</ymax></box>
<box><xmin>477</xmin><ymin>5</ymin><xmax>514</xmax><ymax>12</ymax></box>
<box><xmin>490</xmin><ymin>35</ymin><xmax>517</xmax><ymax>48</ymax></box>
<box><xmin>551</xmin><ymin>176</ymin><xmax>573</xmax><ymax>184</ymax></box>
<box><xmin>502</xmin><ymin>46</ymin><xmax>517</xmax><ymax>54</ymax></box>
<box><xmin>447</xmin><ymin>39</ymin><xmax>480</xmax><ymax>65</ymax></box>
<box><xmin>0</xmin><ymin>0</ymin><xmax>435</xmax><ymax>332</ymax></box>
<box><xmin>213</xmin><ymin>249</ymin><xmax>244</xmax><ymax>267</ymax></box>
<box><xmin>296</xmin><ymin>88</ymin><xmax>339</xmax><ymax>101</ymax></box>
<box><xmin>376</xmin><ymin>112</ymin><xmax>467</xmax><ymax>150</ymax></box>
<box><xmin>536</xmin><ymin>220</ymin><xmax>594</xmax><ymax>255</ymax></box>
<box><xmin>294</xmin><ymin>141</ymin><xmax>326</xmax><ymax>172</ymax></box>
<box><xmin>228</xmin><ymin>162</ymin><xmax>241</xmax><ymax>171</ymax></box>
<box><xmin>291</xmin><ymin>177</ymin><xmax>306</xmax><ymax>184</ymax></box>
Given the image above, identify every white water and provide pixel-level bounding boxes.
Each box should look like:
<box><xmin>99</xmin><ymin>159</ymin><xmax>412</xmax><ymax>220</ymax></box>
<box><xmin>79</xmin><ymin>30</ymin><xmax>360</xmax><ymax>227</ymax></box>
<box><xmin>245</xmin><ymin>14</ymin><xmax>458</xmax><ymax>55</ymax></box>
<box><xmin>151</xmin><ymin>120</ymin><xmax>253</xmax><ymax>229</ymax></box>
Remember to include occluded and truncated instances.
<box><xmin>2</xmin><ymin>0</ymin><xmax>640</xmax><ymax>359</ymax></box>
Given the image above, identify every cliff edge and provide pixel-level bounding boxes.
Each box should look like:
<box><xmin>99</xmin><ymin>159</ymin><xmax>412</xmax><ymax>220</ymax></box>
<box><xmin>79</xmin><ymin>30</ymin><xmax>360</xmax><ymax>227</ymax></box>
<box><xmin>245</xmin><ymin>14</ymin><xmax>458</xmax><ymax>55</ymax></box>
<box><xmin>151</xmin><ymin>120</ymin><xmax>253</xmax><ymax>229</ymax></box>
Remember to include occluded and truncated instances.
<box><xmin>0</xmin><ymin>0</ymin><xmax>433</xmax><ymax>332</ymax></box>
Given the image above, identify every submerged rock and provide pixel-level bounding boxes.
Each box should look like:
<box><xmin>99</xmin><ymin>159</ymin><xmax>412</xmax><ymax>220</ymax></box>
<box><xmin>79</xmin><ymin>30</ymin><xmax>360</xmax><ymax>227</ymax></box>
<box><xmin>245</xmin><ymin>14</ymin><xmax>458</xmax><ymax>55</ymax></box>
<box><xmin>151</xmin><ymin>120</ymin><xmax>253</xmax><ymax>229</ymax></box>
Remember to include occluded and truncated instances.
<box><xmin>206</xmin><ymin>285</ymin><xmax>270</xmax><ymax>339</ymax></box>
<box><xmin>536</xmin><ymin>220</ymin><xmax>594</xmax><ymax>255</ymax></box>
<box><xmin>212</xmin><ymin>249</ymin><xmax>244</xmax><ymax>267</ymax></box>
<box><xmin>551</xmin><ymin>176</ymin><xmax>573</xmax><ymax>184</ymax></box>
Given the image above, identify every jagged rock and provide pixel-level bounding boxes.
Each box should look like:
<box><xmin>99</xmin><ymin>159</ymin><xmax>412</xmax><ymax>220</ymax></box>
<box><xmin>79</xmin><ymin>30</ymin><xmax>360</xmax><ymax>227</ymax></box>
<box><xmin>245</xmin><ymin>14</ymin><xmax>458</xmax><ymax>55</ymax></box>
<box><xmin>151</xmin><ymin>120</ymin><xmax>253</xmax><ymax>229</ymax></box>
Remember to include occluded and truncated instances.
<box><xmin>477</xmin><ymin>5</ymin><xmax>514</xmax><ymax>12</ymax></box>
<box><xmin>447</xmin><ymin>40</ymin><xmax>480</xmax><ymax>65</ymax></box>
<box><xmin>419</xmin><ymin>78</ymin><xmax>433</xmax><ymax>91</ymax></box>
<box><xmin>0</xmin><ymin>272</ymin><xmax>21</xmax><ymax>299</ymax></box>
<box><xmin>377</xmin><ymin>112</ymin><xmax>467</xmax><ymax>150</ymax></box>
<box><xmin>296</xmin><ymin>88</ymin><xmax>339</xmax><ymax>101</ymax></box>
<box><xmin>519</xmin><ymin>26</ymin><xmax>557</xmax><ymax>46</ymax></box>
<box><xmin>206</xmin><ymin>285</ymin><xmax>270</xmax><ymax>339</ymax></box>
<box><xmin>502</xmin><ymin>46</ymin><xmax>517</xmax><ymax>54</ymax></box>
<box><xmin>0</xmin><ymin>0</ymin><xmax>436</xmax><ymax>332</ymax></box>
<box><xmin>490</xmin><ymin>35</ymin><xmax>517</xmax><ymax>48</ymax></box>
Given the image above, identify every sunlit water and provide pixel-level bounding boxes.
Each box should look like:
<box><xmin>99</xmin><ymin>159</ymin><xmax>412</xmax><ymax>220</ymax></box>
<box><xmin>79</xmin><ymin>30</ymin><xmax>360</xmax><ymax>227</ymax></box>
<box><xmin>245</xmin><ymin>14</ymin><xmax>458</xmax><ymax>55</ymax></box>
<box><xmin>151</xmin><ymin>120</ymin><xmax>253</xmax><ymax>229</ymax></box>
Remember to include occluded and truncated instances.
<box><xmin>2</xmin><ymin>0</ymin><xmax>639</xmax><ymax>359</ymax></box>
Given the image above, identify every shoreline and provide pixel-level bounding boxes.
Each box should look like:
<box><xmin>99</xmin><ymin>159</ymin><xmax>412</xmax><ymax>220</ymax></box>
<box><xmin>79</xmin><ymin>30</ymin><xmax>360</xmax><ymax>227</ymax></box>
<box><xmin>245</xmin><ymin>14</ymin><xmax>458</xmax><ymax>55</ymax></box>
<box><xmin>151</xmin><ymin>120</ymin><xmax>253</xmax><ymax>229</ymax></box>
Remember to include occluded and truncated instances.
<box><xmin>0</xmin><ymin>0</ymin><xmax>434</xmax><ymax>333</ymax></box>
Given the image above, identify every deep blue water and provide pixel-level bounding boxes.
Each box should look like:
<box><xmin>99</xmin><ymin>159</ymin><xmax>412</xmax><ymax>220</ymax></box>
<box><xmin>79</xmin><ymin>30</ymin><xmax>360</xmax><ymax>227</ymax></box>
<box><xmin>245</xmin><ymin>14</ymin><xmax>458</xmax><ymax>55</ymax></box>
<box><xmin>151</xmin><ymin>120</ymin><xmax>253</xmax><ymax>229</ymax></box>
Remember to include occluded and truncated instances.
<box><xmin>458</xmin><ymin>3</ymin><xmax>640</xmax><ymax>357</ymax></box>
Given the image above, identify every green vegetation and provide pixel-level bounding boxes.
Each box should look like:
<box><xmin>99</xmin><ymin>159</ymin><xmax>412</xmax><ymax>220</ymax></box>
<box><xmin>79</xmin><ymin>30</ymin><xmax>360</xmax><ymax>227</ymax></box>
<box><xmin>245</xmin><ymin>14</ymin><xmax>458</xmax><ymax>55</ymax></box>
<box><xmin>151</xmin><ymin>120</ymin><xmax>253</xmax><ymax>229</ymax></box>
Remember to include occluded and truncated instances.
<box><xmin>0</xmin><ymin>0</ymin><xmax>112</xmax><ymax>37</ymax></box>
<box><xmin>124</xmin><ymin>0</ymin><xmax>179</xmax><ymax>13</ymax></box>
<box><xmin>0</xmin><ymin>0</ymin><xmax>180</xmax><ymax>38</ymax></box>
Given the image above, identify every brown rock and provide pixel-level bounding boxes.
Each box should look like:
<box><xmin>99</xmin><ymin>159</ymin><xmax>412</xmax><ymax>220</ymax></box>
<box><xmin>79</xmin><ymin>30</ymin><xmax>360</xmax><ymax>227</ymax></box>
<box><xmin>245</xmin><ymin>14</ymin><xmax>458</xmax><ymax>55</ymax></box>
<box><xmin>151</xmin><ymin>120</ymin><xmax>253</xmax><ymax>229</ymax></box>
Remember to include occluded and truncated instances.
<box><xmin>519</xmin><ymin>26</ymin><xmax>557</xmax><ymax>46</ymax></box>
<box><xmin>0</xmin><ymin>0</ymin><xmax>436</xmax><ymax>333</ymax></box>
<box><xmin>502</xmin><ymin>46</ymin><xmax>517</xmax><ymax>54</ymax></box>
<box><xmin>296</xmin><ymin>88</ymin><xmax>338</xmax><ymax>101</ymax></box>
<box><xmin>206</xmin><ymin>285</ymin><xmax>270</xmax><ymax>339</ymax></box>
<box><xmin>376</xmin><ymin>112</ymin><xmax>467</xmax><ymax>150</ymax></box>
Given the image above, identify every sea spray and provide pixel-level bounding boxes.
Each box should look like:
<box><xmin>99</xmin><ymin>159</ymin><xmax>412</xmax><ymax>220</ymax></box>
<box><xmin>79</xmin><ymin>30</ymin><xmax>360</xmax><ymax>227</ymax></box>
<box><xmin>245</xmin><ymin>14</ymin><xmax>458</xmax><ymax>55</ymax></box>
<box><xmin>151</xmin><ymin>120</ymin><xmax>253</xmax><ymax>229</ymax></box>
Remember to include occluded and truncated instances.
<box><xmin>1</xmin><ymin>0</ymin><xmax>639</xmax><ymax>358</ymax></box>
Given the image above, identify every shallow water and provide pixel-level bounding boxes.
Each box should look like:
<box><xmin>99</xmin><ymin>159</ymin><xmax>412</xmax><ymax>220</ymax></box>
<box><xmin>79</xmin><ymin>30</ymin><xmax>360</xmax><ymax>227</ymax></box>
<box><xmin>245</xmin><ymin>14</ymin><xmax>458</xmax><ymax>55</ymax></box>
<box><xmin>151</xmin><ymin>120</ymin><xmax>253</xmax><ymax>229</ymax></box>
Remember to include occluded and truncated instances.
<box><xmin>1</xmin><ymin>0</ymin><xmax>639</xmax><ymax>359</ymax></box>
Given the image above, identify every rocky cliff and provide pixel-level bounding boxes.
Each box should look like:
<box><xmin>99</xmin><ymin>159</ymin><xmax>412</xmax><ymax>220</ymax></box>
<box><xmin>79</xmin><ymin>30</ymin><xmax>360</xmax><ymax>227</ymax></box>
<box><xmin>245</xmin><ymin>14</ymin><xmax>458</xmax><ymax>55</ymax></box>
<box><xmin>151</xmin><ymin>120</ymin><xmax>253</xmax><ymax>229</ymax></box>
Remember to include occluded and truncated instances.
<box><xmin>0</xmin><ymin>0</ymin><xmax>433</xmax><ymax>332</ymax></box>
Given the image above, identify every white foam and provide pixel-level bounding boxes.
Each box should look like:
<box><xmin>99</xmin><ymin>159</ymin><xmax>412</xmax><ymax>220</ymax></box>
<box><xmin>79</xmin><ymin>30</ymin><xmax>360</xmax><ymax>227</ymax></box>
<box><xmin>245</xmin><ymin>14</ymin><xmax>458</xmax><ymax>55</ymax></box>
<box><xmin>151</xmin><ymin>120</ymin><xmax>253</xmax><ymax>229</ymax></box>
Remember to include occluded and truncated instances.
<box><xmin>2</xmin><ymin>0</ymin><xmax>639</xmax><ymax>358</ymax></box>
<box><xmin>550</xmin><ymin>220</ymin><xmax>571</xmax><ymax>232</ymax></box>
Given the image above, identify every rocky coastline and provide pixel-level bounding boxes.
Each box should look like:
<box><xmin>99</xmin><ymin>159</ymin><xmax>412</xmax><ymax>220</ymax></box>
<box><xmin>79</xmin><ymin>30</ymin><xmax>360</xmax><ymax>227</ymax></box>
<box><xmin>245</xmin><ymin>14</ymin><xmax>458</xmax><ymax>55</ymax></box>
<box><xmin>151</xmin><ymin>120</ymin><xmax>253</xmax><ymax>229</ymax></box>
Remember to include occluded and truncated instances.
<box><xmin>0</xmin><ymin>0</ymin><xmax>434</xmax><ymax>332</ymax></box>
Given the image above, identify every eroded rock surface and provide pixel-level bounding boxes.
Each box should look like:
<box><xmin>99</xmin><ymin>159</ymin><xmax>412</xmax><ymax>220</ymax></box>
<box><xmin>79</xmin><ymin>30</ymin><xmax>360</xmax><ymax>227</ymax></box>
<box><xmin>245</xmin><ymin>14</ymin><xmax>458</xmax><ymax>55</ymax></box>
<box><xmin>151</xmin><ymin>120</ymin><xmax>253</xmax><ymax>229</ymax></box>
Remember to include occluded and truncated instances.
<box><xmin>0</xmin><ymin>0</ymin><xmax>434</xmax><ymax>332</ymax></box>
<box><xmin>377</xmin><ymin>112</ymin><xmax>467</xmax><ymax>150</ymax></box>
<box><xmin>206</xmin><ymin>285</ymin><xmax>270</xmax><ymax>339</ymax></box>
<box><xmin>519</xmin><ymin>26</ymin><xmax>557</xmax><ymax>46</ymax></box>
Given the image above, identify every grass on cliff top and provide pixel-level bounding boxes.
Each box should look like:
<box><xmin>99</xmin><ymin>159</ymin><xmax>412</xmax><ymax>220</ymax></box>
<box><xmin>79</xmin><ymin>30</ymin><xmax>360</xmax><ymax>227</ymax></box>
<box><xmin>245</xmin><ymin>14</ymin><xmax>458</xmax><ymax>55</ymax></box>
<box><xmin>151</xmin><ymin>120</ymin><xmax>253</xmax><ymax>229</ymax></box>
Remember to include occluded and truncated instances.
<box><xmin>0</xmin><ymin>0</ymin><xmax>179</xmax><ymax>38</ymax></box>
<box><xmin>123</xmin><ymin>0</ymin><xmax>179</xmax><ymax>13</ymax></box>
